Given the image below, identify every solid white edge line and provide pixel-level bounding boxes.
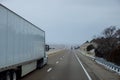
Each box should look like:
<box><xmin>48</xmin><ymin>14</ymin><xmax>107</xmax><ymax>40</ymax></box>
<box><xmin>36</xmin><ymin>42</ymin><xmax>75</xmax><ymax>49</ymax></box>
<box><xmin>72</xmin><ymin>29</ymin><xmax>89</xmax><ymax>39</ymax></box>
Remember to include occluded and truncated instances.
<box><xmin>47</xmin><ymin>68</ymin><xmax>52</xmax><ymax>72</ymax></box>
<box><xmin>75</xmin><ymin>53</ymin><xmax>92</xmax><ymax>80</ymax></box>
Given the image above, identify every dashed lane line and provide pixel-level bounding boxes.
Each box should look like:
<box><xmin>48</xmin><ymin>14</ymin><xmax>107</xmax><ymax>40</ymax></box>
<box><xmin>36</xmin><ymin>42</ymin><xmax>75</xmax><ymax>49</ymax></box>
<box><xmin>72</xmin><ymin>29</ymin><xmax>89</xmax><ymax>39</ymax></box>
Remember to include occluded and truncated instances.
<box><xmin>60</xmin><ymin>58</ymin><xmax>63</xmax><ymax>60</ymax></box>
<box><xmin>56</xmin><ymin>61</ymin><xmax>59</xmax><ymax>64</ymax></box>
<box><xmin>47</xmin><ymin>68</ymin><xmax>52</xmax><ymax>72</ymax></box>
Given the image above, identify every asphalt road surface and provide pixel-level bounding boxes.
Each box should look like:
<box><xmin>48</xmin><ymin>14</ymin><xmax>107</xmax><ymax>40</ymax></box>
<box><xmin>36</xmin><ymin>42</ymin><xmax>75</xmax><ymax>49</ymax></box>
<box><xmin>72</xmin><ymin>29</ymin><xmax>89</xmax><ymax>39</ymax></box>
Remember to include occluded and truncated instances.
<box><xmin>21</xmin><ymin>49</ymin><xmax>120</xmax><ymax>80</ymax></box>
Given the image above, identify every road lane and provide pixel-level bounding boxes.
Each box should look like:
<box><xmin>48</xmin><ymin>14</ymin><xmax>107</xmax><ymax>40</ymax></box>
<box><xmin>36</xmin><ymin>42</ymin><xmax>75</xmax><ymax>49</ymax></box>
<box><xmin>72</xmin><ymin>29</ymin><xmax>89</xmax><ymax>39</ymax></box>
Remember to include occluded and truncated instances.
<box><xmin>21</xmin><ymin>50</ymin><xmax>98</xmax><ymax>80</ymax></box>
<box><xmin>21</xmin><ymin>50</ymin><xmax>66</xmax><ymax>80</ymax></box>
<box><xmin>42</xmin><ymin>50</ymin><xmax>89</xmax><ymax>80</ymax></box>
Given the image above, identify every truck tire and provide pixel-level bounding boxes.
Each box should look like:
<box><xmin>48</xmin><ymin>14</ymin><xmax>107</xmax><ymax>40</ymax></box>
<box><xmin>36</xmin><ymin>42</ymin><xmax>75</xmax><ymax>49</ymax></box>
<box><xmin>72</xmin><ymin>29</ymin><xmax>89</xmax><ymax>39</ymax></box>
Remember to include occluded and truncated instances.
<box><xmin>11</xmin><ymin>71</ymin><xmax>17</xmax><ymax>80</ymax></box>
<box><xmin>0</xmin><ymin>75</ymin><xmax>4</xmax><ymax>80</ymax></box>
<box><xmin>5</xmin><ymin>71</ymin><xmax>12</xmax><ymax>80</ymax></box>
<box><xmin>37</xmin><ymin>58</ymin><xmax>44</xmax><ymax>69</ymax></box>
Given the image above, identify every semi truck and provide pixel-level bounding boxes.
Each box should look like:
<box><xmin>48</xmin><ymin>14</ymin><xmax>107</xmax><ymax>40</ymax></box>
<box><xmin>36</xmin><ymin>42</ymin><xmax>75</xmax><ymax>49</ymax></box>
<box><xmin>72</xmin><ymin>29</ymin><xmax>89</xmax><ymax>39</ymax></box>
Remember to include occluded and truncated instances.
<box><xmin>0</xmin><ymin>4</ymin><xmax>48</xmax><ymax>80</ymax></box>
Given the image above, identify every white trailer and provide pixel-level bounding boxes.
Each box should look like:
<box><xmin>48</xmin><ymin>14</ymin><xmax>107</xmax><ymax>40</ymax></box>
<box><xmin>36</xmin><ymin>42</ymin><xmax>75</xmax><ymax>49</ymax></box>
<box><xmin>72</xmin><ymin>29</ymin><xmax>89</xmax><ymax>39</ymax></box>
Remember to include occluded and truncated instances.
<box><xmin>0</xmin><ymin>4</ymin><xmax>48</xmax><ymax>80</ymax></box>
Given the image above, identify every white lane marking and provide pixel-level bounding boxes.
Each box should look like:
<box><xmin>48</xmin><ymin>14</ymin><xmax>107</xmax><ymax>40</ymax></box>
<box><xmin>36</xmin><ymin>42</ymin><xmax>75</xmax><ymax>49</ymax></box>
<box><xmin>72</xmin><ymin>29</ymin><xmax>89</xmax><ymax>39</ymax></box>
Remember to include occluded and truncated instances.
<box><xmin>47</xmin><ymin>68</ymin><xmax>52</xmax><ymax>72</ymax></box>
<box><xmin>60</xmin><ymin>58</ymin><xmax>63</xmax><ymax>60</ymax></box>
<box><xmin>63</xmin><ymin>56</ymin><xmax>64</xmax><ymax>57</ymax></box>
<box><xmin>56</xmin><ymin>61</ymin><xmax>59</xmax><ymax>64</ymax></box>
<box><xmin>75</xmin><ymin>53</ymin><xmax>92</xmax><ymax>80</ymax></box>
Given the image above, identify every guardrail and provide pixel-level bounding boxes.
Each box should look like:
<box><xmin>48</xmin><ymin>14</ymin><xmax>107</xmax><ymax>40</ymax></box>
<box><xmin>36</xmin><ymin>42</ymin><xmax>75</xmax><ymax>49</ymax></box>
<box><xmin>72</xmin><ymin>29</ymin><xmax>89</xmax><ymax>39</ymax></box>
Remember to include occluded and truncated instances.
<box><xmin>79</xmin><ymin>50</ymin><xmax>120</xmax><ymax>75</ymax></box>
<box><xmin>95</xmin><ymin>57</ymin><xmax>120</xmax><ymax>74</ymax></box>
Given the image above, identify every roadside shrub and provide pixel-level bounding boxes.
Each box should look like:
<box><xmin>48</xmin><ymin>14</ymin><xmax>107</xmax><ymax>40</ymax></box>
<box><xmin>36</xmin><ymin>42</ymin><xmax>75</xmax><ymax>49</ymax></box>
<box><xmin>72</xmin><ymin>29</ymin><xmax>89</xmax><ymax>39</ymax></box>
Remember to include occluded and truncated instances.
<box><xmin>109</xmin><ymin>46</ymin><xmax>120</xmax><ymax>65</ymax></box>
<box><xmin>86</xmin><ymin>44</ymin><xmax>94</xmax><ymax>51</ymax></box>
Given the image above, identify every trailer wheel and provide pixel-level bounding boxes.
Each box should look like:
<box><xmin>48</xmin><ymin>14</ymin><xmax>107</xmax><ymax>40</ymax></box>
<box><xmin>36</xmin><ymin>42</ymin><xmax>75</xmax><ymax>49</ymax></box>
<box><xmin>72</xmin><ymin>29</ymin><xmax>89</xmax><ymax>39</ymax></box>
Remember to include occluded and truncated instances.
<box><xmin>37</xmin><ymin>58</ymin><xmax>44</xmax><ymax>69</ymax></box>
<box><xmin>12</xmin><ymin>71</ymin><xmax>17</xmax><ymax>80</ymax></box>
<box><xmin>5</xmin><ymin>71</ymin><xmax>11</xmax><ymax>80</ymax></box>
<box><xmin>0</xmin><ymin>74</ymin><xmax>4</xmax><ymax>80</ymax></box>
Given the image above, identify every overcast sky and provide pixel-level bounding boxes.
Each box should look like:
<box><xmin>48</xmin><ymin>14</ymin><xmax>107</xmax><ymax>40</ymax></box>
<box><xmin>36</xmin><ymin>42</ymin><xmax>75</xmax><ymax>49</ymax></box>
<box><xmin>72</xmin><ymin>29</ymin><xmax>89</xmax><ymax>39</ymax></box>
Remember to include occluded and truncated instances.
<box><xmin>0</xmin><ymin>0</ymin><xmax>120</xmax><ymax>45</ymax></box>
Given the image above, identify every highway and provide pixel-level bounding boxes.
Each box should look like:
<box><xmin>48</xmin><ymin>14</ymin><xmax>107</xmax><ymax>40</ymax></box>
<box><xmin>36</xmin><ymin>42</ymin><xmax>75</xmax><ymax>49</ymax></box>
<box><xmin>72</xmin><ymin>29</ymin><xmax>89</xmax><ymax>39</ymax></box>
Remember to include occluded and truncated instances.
<box><xmin>21</xmin><ymin>50</ymin><xmax>120</xmax><ymax>80</ymax></box>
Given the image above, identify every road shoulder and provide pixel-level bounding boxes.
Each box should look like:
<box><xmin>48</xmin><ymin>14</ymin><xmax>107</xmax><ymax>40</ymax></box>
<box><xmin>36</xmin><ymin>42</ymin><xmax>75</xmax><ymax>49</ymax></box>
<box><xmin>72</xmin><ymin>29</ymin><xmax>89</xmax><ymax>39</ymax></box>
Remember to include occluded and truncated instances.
<box><xmin>76</xmin><ymin>50</ymin><xmax>120</xmax><ymax>80</ymax></box>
